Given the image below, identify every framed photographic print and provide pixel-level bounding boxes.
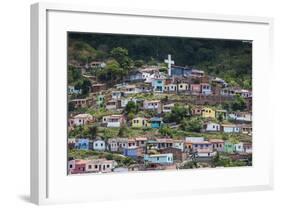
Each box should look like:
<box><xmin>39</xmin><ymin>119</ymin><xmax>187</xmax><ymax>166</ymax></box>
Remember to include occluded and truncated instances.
<box><xmin>30</xmin><ymin>2</ymin><xmax>274</xmax><ymax>205</ymax></box>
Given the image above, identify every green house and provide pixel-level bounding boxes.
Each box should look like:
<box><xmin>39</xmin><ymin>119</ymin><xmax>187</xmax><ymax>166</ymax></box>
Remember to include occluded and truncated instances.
<box><xmin>96</xmin><ymin>94</ymin><xmax>105</xmax><ymax>108</ymax></box>
<box><xmin>224</xmin><ymin>141</ymin><xmax>235</xmax><ymax>153</ymax></box>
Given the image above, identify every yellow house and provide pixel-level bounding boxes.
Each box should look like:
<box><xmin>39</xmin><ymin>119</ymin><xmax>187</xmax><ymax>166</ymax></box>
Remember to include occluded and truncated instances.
<box><xmin>202</xmin><ymin>107</ymin><xmax>216</xmax><ymax>118</ymax></box>
<box><xmin>132</xmin><ymin>117</ymin><xmax>150</xmax><ymax>128</ymax></box>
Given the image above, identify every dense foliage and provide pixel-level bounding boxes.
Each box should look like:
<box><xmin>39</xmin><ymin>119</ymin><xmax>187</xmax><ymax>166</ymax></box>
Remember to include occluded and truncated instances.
<box><xmin>68</xmin><ymin>32</ymin><xmax>252</xmax><ymax>89</ymax></box>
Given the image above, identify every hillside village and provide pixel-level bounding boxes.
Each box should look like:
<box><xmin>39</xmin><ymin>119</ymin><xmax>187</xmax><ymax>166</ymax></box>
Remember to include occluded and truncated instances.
<box><xmin>68</xmin><ymin>48</ymin><xmax>252</xmax><ymax>174</ymax></box>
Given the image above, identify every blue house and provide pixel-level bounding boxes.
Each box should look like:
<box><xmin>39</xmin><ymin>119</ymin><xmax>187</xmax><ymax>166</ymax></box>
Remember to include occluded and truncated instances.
<box><xmin>144</xmin><ymin>153</ymin><xmax>173</xmax><ymax>164</ymax></box>
<box><xmin>152</xmin><ymin>79</ymin><xmax>164</xmax><ymax>92</ymax></box>
<box><xmin>171</xmin><ymin>65</ymin><xmax>192</xmax><ymax>77</ymax></box>
<box><xmin>150</xmin><ymin>117</ymin><xmax>162</xmax><ymax>128</ymax></box>
<box><xmin>123</xmin><ymin>147</ymin><xmax>140</xmax><ymax>158</ymax></box>
<box><xmin>75</xmin><ymin>138</ymin><xmax>90</xmax><ymax>150</ymax></box>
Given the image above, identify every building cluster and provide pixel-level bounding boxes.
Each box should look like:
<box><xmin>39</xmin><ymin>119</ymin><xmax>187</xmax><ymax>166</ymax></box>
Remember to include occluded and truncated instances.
<box><xmin>68</xmin><ymin>54</ymin><xmax>252</xmax><ymax>174</ymax></box>
<box><xmin>68</xmin><ymin>136</ymin><xmax>252</xmax><ymax>174</ymax></box>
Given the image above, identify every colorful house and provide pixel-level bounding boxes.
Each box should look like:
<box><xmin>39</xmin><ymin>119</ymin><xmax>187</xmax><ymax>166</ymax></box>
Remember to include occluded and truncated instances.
<box><xmin>144</xmin><ymin>153</ymin><xmax>173</xmax><ymax>164</ymax></box>
<box><xmin>187</xmin><ymin>141</ymin><xmax>213</xmax><ymax>152</ymax></box>
<box><xmin>202</xmin><ymin>107</ymin><xmax>216</xmax><ymax>118</ymax></box>
<box><xmin>68</xmin><ymin>86</ymin><xmax>82</xmax><ymax>95</ymax></box>
<box><xmin>178</xmin><ymin>83</ymin><xmax>189</xmax><ymax>92</ymax></box>
<box><xmin>93</xmin><ymin>138</ymin><xmax>106</xmax><ymax>151</ymax></box>
<box><xmin>160</xmin><ymin>147</ymin><xmax>187</xmax><ymax>161</ymax></box>
<box><xmin>234</xmin><ymin>142</ymin><xmax>244</xmax><ymax>153</ymax></box>
<box><xmin>192</xmin><ymin>106</ymin><xmax>203</xmax><ymax>116</ymax></box>
<box><xmin>69</xmin><ymin>113</ymin><xmax>94</xmax><ymax>126</ymax></box>
<box><xmin>85</xmin><ymin>159</ymin><xmax>116</xmax><ymax>173</ymax></box>
<box><xmin>200</xmin><ymin>83</ymin><xmax>212</xmax><ymax>95</ymax></box>
<box><xmin>164</xmin><ymin>83</ymin><xmax>178</xmax><ymax>92</ymax></box>
<box><xmin>221</xmin><ymin>124</ymin><xmax>241</xmax><ymax>133</ymax></box>
<box><xmin>68</xmin><ymin>159</ymin><xmax>87</xmax><ymax>174</ymax></box>
<box><xmin>102</xmin><ymin>115</ymin><xmax>126</xmax><ymax>128</ymax></box>
<box><xmin>107</xmin><ymin>138</ymin><xmax>119</xmax><ymax>152</ymax></box>
<box><xmin>75</xmin><ymin>138</ymin><xmax>90</xmax><ymax>150</ymax></box>
<box><xmin>96</xmin><ymin>94</ymin><xmax>105</xmax><ymax>108</ymax></box>
<box><xmin>224</xmin><ymin>141</ymin><xmax>235</xmax><ymax>153</ymax></box>
<box><xmin>190</xmin><ymin>84</ymin><xmax>201</xmax><ymax>94</ymax></box>
<box><xmin>105</xmin><ymin>100</ymin><xmax>119</xmax><ymax>110</ymax></box>
<box><xmin>152</xmin><ymin>78</ymin><xmax>165</xmax><ymax>92</ymax></box>
<box><xmin>91</xmin><ymin>83</ymin><xmax>106</xmax><ymax>93</ymax></box>
<box><xmin>150</xmin><ymin>117</ymin><xmax>162</xmax><ymax>128</ymax></box>
<box><xmin>197</xmin><ymin>149</ymin><xmax>216</xmax><ymax>158</ymax></box>
<box><xmin>132</xmin><ymin>117</ymin><xmax>149</xmax><ymax>128</ymax></box>
<box><xmin>162</xmin><ymin>103</ymin><xmax>175</xmax><ymax>113</ymax></box>
<box><xmin>135</xmin><ymin>137</ymin><xmax>148</xmax><ymax>147</ymax></box>
<box><xmin>210</xmin><ymin>139</ymin><xmax>225</xmax><ymax>152</ymax></box>
<box><xmin>143</xmin><ymin>100</ymin><xmax>161</xmax><ymax>112</ymax></box>
<box><xmin>155</xmin><ymin>138</ymin><xmax>174</xmax><ymax>149</ymax></box>
<box><xmin>123</xmin><ymin>147</ymin><xmax>143</xmax><ymax>158</ymax></box>
<box><xmin>203</xmin><ymin>122</ymin><xmax>220</xmax><ymax>132</ymax></box>
<box><xmin>111</xmin><ymin>91</ymin><xmax>124</xmax><ymax>100</ymax></box>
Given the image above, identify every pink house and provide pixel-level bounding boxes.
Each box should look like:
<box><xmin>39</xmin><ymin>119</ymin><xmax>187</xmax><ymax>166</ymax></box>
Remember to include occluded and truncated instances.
<box><xmin>68</xmin><ymin>159</ymin><xmax>87</xmax><ymax>174</ymax></box>
<box><xmin>190</xmin><ymin>84</ymin><xmax>201</xmax><ymax>94</ymax></box>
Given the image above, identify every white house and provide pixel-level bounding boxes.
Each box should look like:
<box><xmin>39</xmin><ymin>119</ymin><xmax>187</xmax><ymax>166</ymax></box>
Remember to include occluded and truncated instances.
<box><xmin>68</xmin><ymin>86</ymin><xmax>82</xmax><ymax>94</ymax></box>
<box><xmin>143</xmin><ymin>100</ymin><xmax>161</xmax><ymax>112</ymax></box>
<box><xmin>234</xmin><ymin>142</ymin><xmax>244</xmax><ymax>153</ymax></box>
<box><xmin>235</xmin><ymin>89</ymin><xmax>252</xmax><ymax>98</ymax></box>
<box><xmin>102</xmin><ymin>115</ymin><xmax>126</xmax><ymax>128</ymax></box>
<box><xmin>228</xmin><ymin>112</ymin><xmax>252</xmax><ymax>122</ymax></box>
<box><xmin>197</xmin><ymin>149</ymin><xmax>216</xmax><ymax>158</ymax></box>
<box><xmin>200</xmin><ymin>83</ymin><xmax>212</xmax><ymax>95</ymax></box>
<box><xmin>162</xmin><ymin>103</ymin><xmax>175</xmax><ymax>113</ymax></box>
<box><xmin>185</xmin><ymin>137</ymin><xmax>205</xmax><ymax>143</ymax></box>
<box><xmin>221</xmin><ymin>124</ymin><xmax>241</xmax><ymax>133</ymax></box>
<box><xmin>85</xmin><ymin>159</ymin><xmax>117</xmax><ymax>173</ymax></box>
<box><xmin>172</xmin><ymin>140</ymin><xmax>185</xmax><ymax>152</ymax></box>
<box><xmin>69</xmin><ymin>113</ymin><xmax>94</xmax><ymax>126</ymax></box>
<box><xmin>93</xmin><ymin>138</ymin><xmax>106</xmax><ymax>151</ymax></box>
<box><xmin>105</xmin><ymin>100</ymin><xmax>119</xmax><ymax>110</ymax></box>
<box><xmin>164</xmin><ymin>83</ymin><xmax>178</xmax><ymax>92</ymax></box>
<box><xmin>111</xmin><ymin>91</ymin><xmax>123</xmax><ymax>100</ymax></box>
<box><xmin>204</xmin><ymin>122</ymin><xmax>220</xmax><ymax>132</ymax></box>
<box><xmin>178</xmin><ymin>83</ymin><xmax>189</xmax><ymax>92</ymax></box>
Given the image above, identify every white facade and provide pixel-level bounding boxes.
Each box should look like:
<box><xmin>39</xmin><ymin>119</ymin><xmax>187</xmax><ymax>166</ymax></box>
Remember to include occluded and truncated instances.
<box><xmin>112</xmin><ymin>91</ymin><xmax>123</xmax><ymax>100</ymax></box>
<box><xmin>205</xmin><ymin>122</ymin><xmax>220</xmax><ymax>132</ymax></box>
<box><xmin>235</xmin><ymin>142</ymin><xmax>244</xmax><ymax>153</ymax></box>
<box><xmin>201</xmin><ymin>84</ymin><xmax>212</xmax><ymax>95</ymax></box>
<box><xmin>222</xmin><ymin>125</ymin><xmax>241</xmax><ymax>133</ymax></box>
<box><xmin>72</xmin><ymin>114</ymin><xmax>93</xmax><ymax>126</ymax></box>
<box><xmin>143</xmin><ymin>100</ymin><xmax>161</xmax><ymax>110</ymax></box>
<box><xmin>68</xmin><ymin>86</ymin><xmax>82</xmax><ymax>94</ymax></box>
<box><xmin>172</xmin><ymin>141</ymin><xmax>185</xmax><ymax>152</ymax></box>
<box><xmin>102</xmin><ymin>115</ymin><xmax>124</xmax><ymax>128</ymax></box>
<box><xmin>93</xmin><ymin>140</ymin><xmax>106</xmax><ymax>151</ymax></box>
<box><xmin>185</xmin><ymin>137</ymin><xmax>205</xmax><ymax>143</ymax></box>
<box><xmin>162</xmin><ymin>103</ymin><xmax>174</xmax><ymax>113</ymax></box>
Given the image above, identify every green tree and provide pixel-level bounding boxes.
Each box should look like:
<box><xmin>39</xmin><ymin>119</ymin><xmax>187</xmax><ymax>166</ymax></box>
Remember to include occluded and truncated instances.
<box><xmin>89</xmin><ymin>125</ymin><xmax>98</xmax><ymax>139</ymax></box>
<box><xmin>231</xmin><ymin>94</ymin><xmax>247</xmax><ymax>111</ymax></box>
<box><xmin>181</xmin><ymin>117</ymin><xmax>203</xmax><ymax>132</ymax></box>
<box><xmin>118</xmin><ymin>125</ymin><xmax>127</xmax><ymax>137</ymax></box>
<box><xmin>124</xmin><ymin>101</ymin><xmax>139</xmax><ymax>115</ymax></box>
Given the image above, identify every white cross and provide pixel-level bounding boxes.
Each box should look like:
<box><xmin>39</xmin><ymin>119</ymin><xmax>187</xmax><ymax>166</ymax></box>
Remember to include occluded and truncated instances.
<box><xmin>164</xmin><ymin>54</ymin><xmax>174</xmax><ymax>76</ymax></box>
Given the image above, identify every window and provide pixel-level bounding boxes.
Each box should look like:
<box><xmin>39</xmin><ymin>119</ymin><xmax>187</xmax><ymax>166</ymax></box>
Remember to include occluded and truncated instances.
<box><xmin>157</xmin><ymin>157</ymin><xmax>159</xmax><ymax>161</ymax></box>
<box><xmin>101</xmin><ymin>143</ymin><xmax>103</xmax><ymax>147</ymax></box>
<box><xmin>88</xmin><ymin>165</ymin><xmax>92</xmax><ymax>169</ymax></box>
<box><xmin>69</xmin><ymin>164</ymin><xmax>73</xmax><ymax>168</ymax></box>
<box><xmin>107</xmin><ymin>165</ymin><xmax>110</xmax><ymax>168</ymax></box>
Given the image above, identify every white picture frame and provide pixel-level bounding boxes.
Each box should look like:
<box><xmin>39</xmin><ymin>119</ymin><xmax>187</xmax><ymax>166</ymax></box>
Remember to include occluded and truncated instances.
<box><xmin>30</xmin><ymin>2</ymin><xmax>274</xmax><ymax>205</ymax></box>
